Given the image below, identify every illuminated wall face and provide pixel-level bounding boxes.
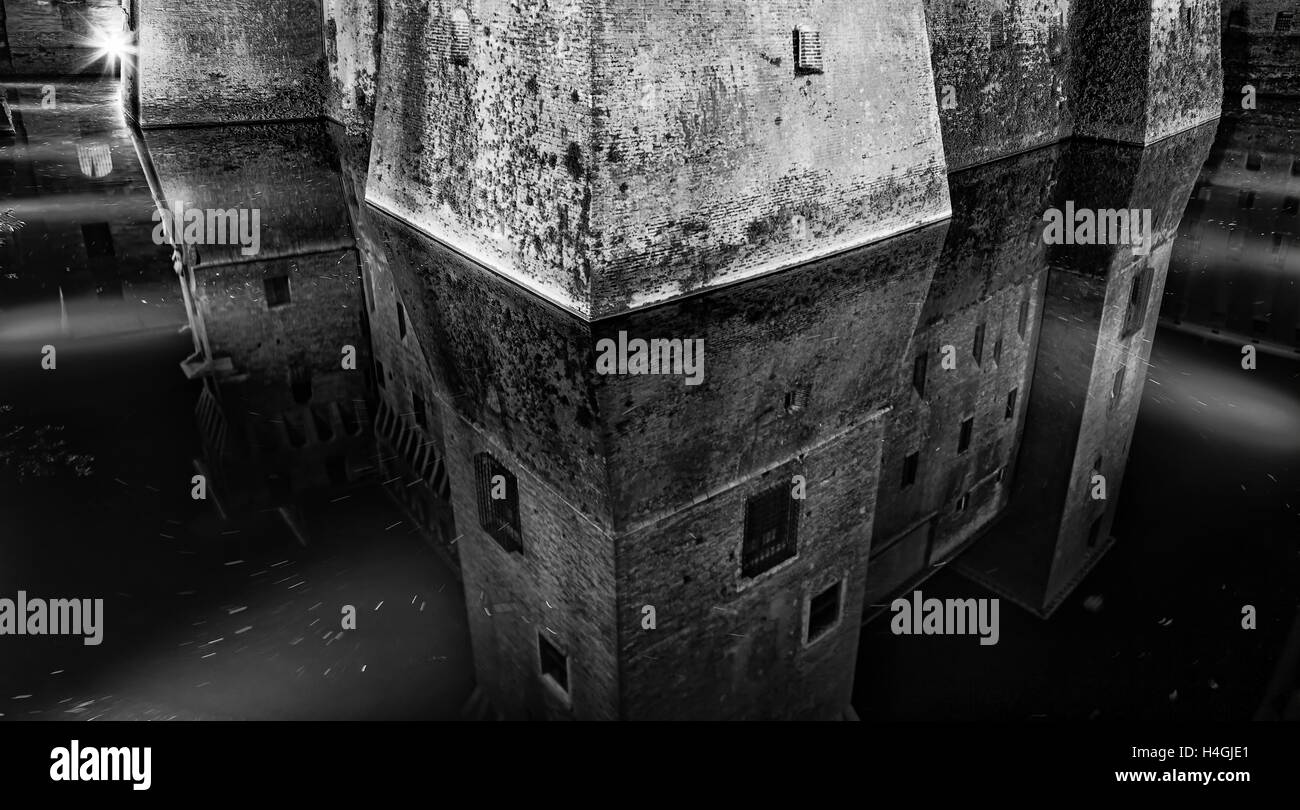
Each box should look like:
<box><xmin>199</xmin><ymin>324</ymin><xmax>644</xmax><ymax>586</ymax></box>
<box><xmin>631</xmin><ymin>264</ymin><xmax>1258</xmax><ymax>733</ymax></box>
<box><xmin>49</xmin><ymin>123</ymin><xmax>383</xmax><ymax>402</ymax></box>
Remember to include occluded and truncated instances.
<box><xmin>365</xmin><ymin>0</ymin><xmax>951</xmax><ymax>319</ymax></box>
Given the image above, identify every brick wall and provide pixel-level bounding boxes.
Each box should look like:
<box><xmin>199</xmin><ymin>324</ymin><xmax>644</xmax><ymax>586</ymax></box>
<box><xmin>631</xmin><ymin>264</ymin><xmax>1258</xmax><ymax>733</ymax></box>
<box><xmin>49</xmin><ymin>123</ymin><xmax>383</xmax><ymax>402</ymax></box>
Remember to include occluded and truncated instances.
<box><xmin>322</xmin><ymin>0</ymin><xmax>381</xmax><ymax>129</ymax></box>
<box><xmin>617</xmin><ymin>428</ymin><xmax>878</xmax><ymax>720</ymax></box>
<box><xmin>366</xmin><ymin>0</ymin><xmax>950</xmax><ymax>317</ymax></box>
<box><xmin>134</xmin><ymin>0</ymin><xmax>325</xmax><ymax>126</ymax></box>
<box><xmin>922</xmin><ymin>0</ymin><xmax>1072</xmax><ymax>170</ymax></box>
<box><xmin>3</xmin><ymin>0</ymin><xmax>125</xmax><ymax>76</ymax></box>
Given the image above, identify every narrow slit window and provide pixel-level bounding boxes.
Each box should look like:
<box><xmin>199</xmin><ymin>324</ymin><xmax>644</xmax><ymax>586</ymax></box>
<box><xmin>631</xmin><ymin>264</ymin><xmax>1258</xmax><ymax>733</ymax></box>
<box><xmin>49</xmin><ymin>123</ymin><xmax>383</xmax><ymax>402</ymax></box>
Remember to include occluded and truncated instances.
<box><xmin>958</xmin><ymin>417</ymin><xmax>974</xmax><ymax>453</ymax></box>
<box><xmin>901</xmin><ymin>452</ymin><xmax>919</xmax><ymax>489</ymax></box>
<box><xmin>413</xmin><ymin>392</ymin><xmax>427</xmax><ymax>430</ymax></box>
<box><xmin>913</xmin><ymin>352</ymin><xmax>928</xmax><ymax>397</ymax></box>
<box><xmin>972</xmin><ymin>322</ymin><xmax>986</xmax><ymax>366</ymax></box>
<box><xmin>1123</xmin><ymin>268</ymin><xmax>1149</xmax><ymax>338</ymax></box>
<box><xmin>1005</xmin><ymin>388</ymin><xmax>1018</xmax><ymax>420</ymax></box>
<box><xmin>1018</xmin><ymin>298</ymin><xmax>1030</xmax><ymax>337</ymax></box>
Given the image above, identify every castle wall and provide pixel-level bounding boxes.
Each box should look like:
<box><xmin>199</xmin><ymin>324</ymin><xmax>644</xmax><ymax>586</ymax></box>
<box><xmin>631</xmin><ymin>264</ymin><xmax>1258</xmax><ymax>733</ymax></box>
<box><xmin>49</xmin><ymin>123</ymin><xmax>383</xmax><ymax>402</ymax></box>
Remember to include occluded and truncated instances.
<box><xmin>134</xmin><ymin>0</ymin><xmax>325</xmax><ymax>126</ymax></box>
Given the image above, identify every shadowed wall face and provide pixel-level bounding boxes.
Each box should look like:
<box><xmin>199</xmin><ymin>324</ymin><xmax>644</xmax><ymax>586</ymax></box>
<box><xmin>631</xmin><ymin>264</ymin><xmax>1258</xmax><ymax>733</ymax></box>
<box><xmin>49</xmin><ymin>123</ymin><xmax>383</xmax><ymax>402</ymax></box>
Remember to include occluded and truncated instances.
<box><xmin>134</xmin><ymin>0</ymin><xmax>326</xmax><ymax>127</ymax></box>
<box><xmin>1069</xmin><ymin>0</ymin><xmax>1221</xmax><ymax>145</ymax></box>
<box><xmin>366</xmin><ymin>0</ymin><xmax>951</xmax><ymax>318</ymax></box>
<box><xmin>922</xmin><ymin>0</ymin><xmax>1072</xmax><ymax>170</ymax></box>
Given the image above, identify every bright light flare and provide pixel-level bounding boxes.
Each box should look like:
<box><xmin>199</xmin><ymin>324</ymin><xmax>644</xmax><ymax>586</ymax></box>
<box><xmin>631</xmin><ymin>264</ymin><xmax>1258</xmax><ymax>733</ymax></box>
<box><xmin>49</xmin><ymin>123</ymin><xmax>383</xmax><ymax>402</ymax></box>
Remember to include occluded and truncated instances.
<box><xmin>86</xmin><ymin>27</ymin><xmax>135</xmax><ymax>66</ymax></box>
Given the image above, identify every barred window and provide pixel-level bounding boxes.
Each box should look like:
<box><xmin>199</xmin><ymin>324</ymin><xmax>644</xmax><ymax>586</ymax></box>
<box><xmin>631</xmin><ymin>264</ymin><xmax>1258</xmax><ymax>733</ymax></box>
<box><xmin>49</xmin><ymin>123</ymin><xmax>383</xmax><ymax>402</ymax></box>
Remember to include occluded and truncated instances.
<box><xmin>1276</xmin><ymin>11</ymin><xmax>1293</xmax><ymax>32</ymax></box>
<box><xmin>475</xmin><ymin>452</ymin><xmax>522</xmax><ymax>553</ymax></box>
<box><xmin>450</xmin><ymin>8</ymin><xmax>472</xmax><ymax>65</ymax></box>
<box><xmin>793</xmin><ymin>26</ymin><xmax>823</xmax><ymax>75</ymax></box>
<box><xmin>990</xmin><ymin>11</ymin><xmax>1006</xmax><ymax>50</ymax></box>
<box><xmin>742</xmin><ymin>485</ymin><xmax>799</xmax><ymax>578</ymax></box>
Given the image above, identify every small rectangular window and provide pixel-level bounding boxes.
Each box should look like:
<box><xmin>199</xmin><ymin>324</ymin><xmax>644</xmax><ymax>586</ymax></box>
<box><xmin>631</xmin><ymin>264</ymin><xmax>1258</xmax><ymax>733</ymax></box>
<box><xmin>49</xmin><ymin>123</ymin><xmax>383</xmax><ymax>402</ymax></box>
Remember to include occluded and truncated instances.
<box><xmin>537</xmin><ymin>632</ymin><xmax>569</xmax><ymax>694</ymax></box>
<box><xmin>1018</xmin><ymin>298</ymin><xmax>1030</xmax><ymax>338</ymax></box>
<box><xmin>990</xmin><ymin>11</ymin><xmax>1006</xmax><ymax>49</ymax></box>
<box><xmin>901</xmin><ymin>452</ymin><xmax>919</xmax><ymax>489</ymax></box>
<box><xmin>1239</xmin><ymin>190</ymin><xmax>1255</xmax><ymax>209</ymax></box>
<box><xmin>913</xmin><ymin>352</ymin><xmax>928</xmax><ymax>397</ymax></box>
<box><xmin>265</xmin><ymin>275</ymin><xmax>291</xmax><ymax>308</ymax></box>
<box><xmin>742</xmin><ymin>484</ymin><xmax>799</xmax><ymax>578</ymax></box>
<box><xmin>1110</xmin><ymin>366</ymin><xmax>1126</xmax><ymax>408</ymax></box>
<box><xmin>81</xmin><ymin>223</ymin><xmax>115</xmax><ymax>258</ymax></box>
<box><xmin>1276</xmin><ymin>11</ymin><xmax>1294</xmax><ymax>32</ymax></box>
<box><xmin>992</xmin><ymin>336</ymin><xmax>1003</xmax><ymax>366</ymax></box>
<box><xmin>793</xmin><ymin>27</ymin><xmax>824</xmax><ymax>75</ymax></box>
<box><xmin>806</xmin><ymin>581</ymin><xmax>842</xmax><ymax>644</ymax></box>
<box><xmin>397</xmin><ymin>301</ymin><xmax>407</xmax><ymax>339</ymax></box>
<box><xmin>972</xmin><ymin>323</ymin><xmax>986</xmax><ymax>366</ymax></box>
<box><xmin>995</xmin><ymin>466</ymin><xmax>1006</xmax><ymax>483</ymax></box>
<box><xmin>958</xmin><ymin>417</ymin><xmax>974</xmax><ymax>453</ymax></box>
<box><xmin>1005</xmin><ymin>388</ymin><xmax>1018</xmax><ymax>420</ymax></box>
<box><xmin>1246</xmin><ymin>151</ymin><xmax>1262</xmax><ymax>171</ymax></box>
<box><xmin>376</xmin><ymin>360</ymin><xmax>386</xmax><ymax>388</ymax></box>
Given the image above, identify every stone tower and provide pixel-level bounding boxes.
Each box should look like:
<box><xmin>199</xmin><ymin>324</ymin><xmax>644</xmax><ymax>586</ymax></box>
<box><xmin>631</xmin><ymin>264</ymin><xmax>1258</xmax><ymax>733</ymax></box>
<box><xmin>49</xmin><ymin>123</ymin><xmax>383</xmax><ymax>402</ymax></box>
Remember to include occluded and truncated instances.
<box><xmin>356</xmin><ymin>195</ymin><xmax>947</xmax><ymax>718</ymax></box>
<box><xmin>366</xmin><ymin>0</ymin><xmax>951</xmax><ymax>318</ymax></box>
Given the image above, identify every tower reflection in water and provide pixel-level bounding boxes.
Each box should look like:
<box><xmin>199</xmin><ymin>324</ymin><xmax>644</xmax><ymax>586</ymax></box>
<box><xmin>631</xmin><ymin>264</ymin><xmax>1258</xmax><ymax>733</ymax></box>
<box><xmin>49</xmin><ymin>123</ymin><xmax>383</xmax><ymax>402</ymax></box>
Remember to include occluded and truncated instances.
<box><xmin>157</xmin><ymin>114</ymin><xmax>1216</xmax><ymax>720</ymax></box>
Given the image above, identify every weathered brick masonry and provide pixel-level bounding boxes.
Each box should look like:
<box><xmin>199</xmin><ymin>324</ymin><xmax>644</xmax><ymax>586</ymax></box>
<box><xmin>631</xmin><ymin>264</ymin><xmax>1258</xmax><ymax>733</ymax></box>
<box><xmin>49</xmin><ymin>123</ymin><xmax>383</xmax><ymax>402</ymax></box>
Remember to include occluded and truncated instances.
<box><xmin>134</xmin><ymin>0</ymin><xmax>326</xmax><ymax>126</ymax></box>
<box><xmin>954</xmin><ymin>123</ymin><xmax>1216</xmax><ymax>616</ymax></box>
<box><xmin>360</xmin><ymin>194</ymin><xmax>946</xmax><ymax>717</ymax></box>
<box><xmin>365</xmin><ymin>0</ymin><xmax>951</xmax><ymax>317</ymax></box>
<box><xmin>925</xmin><ymin>0</ymin><xmax>1222</xmax><ymax>168</ymax></box>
